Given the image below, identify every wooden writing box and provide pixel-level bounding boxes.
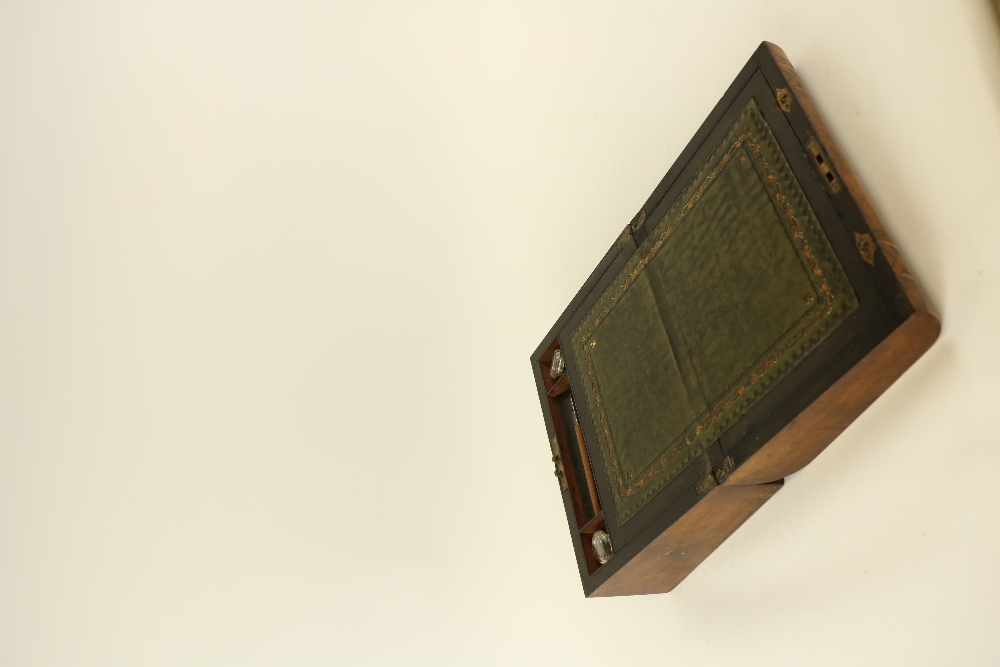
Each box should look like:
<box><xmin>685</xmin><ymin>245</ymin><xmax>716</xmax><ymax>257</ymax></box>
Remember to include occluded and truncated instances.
<box><xmin>530</xmin><ymin>42</ymin><xmax>939</xmax><ymax>597</ymax></box>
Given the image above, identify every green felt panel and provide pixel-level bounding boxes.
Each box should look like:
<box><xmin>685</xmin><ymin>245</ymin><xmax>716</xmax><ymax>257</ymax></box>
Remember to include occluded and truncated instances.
<box><xmin>571</xmin><ymin>100</ymin><xmax>858</xmax><ymax>524</ymax></box>
<box><xmin>649</xmin><ymin>143</ymin><xmax>818</xmax><ymax>405</ymax></box>
<box><xmin>587</xmin><ymin>273</ymin><xmax>705</xmax><ymax>480</ymax></box>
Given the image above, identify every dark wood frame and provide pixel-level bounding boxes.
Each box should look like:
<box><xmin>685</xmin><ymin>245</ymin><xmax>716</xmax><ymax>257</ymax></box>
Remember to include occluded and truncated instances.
<box><xmin>530</xmin><ymin>42</ymin><xmax>939</xmax><ymax>597</ymax></box>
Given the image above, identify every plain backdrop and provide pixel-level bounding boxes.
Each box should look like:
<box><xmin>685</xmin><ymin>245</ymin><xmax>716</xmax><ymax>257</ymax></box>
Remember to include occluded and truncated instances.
<box><xmin>1</xmin><ymin>1</ymin><xmax>999</xmax><ymax>665</ymax></box>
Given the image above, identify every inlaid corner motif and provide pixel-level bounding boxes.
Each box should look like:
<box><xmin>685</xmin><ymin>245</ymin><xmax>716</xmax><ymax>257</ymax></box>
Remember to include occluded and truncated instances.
<box><xmin>570</xmin><ymin>99</ymin><xmax>859</xmax><ymax>524</ymax></box>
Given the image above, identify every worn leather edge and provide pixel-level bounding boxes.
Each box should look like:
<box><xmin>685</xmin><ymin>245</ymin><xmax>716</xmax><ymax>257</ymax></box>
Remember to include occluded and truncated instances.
<box><xmin>588</xmin><ymin>481</ymin><xmax>783</xmax><ymax>597</ymax></box>
<box><xmin>764</xmin><ymin>42</ymin><xmax>933</xmax><ymax>316</ymax></box>
<box><xmin>723</xmin><ymin>310</ymin><xmax>940</xmax><ymax>486</ymax></box>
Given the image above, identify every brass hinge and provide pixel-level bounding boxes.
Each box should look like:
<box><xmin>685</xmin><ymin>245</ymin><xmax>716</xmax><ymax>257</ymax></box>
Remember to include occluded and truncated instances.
<box><xmin>630</xmin><ymin>208</ymin><xmax>646</xmax><ymax>232</ymax></box>
<box><xmin>695</xmin><ymin>456</ymin><xmax>735</xmax><ymax>496</ymax></box>
<box><xmin>550</xmin><ymin>436</ymin><xmax>568</xmax><ymax>491</ymax></box>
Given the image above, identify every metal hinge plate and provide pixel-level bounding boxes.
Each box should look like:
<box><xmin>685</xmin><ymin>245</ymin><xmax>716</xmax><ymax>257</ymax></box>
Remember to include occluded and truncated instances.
<box><xmin>695</xmin><ymin>456</ymin><xmax>735</xmax><ymax>496</ymax></box>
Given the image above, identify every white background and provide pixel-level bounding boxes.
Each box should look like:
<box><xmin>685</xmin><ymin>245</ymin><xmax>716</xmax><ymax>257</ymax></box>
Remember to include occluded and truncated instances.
<box><xmin>1</xmin><ymin>1</ymin><xmax>998</xmax><ymax>665</ymax></box>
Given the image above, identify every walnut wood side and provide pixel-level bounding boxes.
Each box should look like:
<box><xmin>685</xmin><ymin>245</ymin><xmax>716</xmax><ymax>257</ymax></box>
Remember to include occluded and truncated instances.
<box><xmin>590</xmin><ymin>481</ymin><xmax>784</xmax><ymax>597</ymax></box>
<box><xmin>724</xmin><ymin>311</ymin><xmax>938</xmax><ymax>485</ymax></box>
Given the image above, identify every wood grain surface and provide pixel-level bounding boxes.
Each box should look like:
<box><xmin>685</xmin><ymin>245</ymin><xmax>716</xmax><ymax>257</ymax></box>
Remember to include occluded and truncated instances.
<box><xmin>590</xmin><ymin>481</ymin><xmax>784</xmax><ymax>596</ymax></box>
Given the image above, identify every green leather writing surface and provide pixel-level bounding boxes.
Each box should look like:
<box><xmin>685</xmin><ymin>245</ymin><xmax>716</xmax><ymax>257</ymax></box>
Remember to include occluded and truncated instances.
<box><xmin>570</xmin><ymin>99</ymin><xmax>858</xmax><ymax>523</ymax></box>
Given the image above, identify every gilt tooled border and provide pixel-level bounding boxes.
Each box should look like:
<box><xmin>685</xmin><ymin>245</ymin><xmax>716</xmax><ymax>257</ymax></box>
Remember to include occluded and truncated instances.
<box><xmin>579</xmin><ymin>107</ymin><xmax>845</xmax><ymax>518</ymax></box>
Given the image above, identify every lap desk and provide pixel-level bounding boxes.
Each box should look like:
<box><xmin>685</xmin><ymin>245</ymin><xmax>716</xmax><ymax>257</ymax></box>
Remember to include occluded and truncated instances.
<box><xmin>530</xmin><ymin>43</ymin><xmax>938</xmax><ymax>597</ymax></box>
